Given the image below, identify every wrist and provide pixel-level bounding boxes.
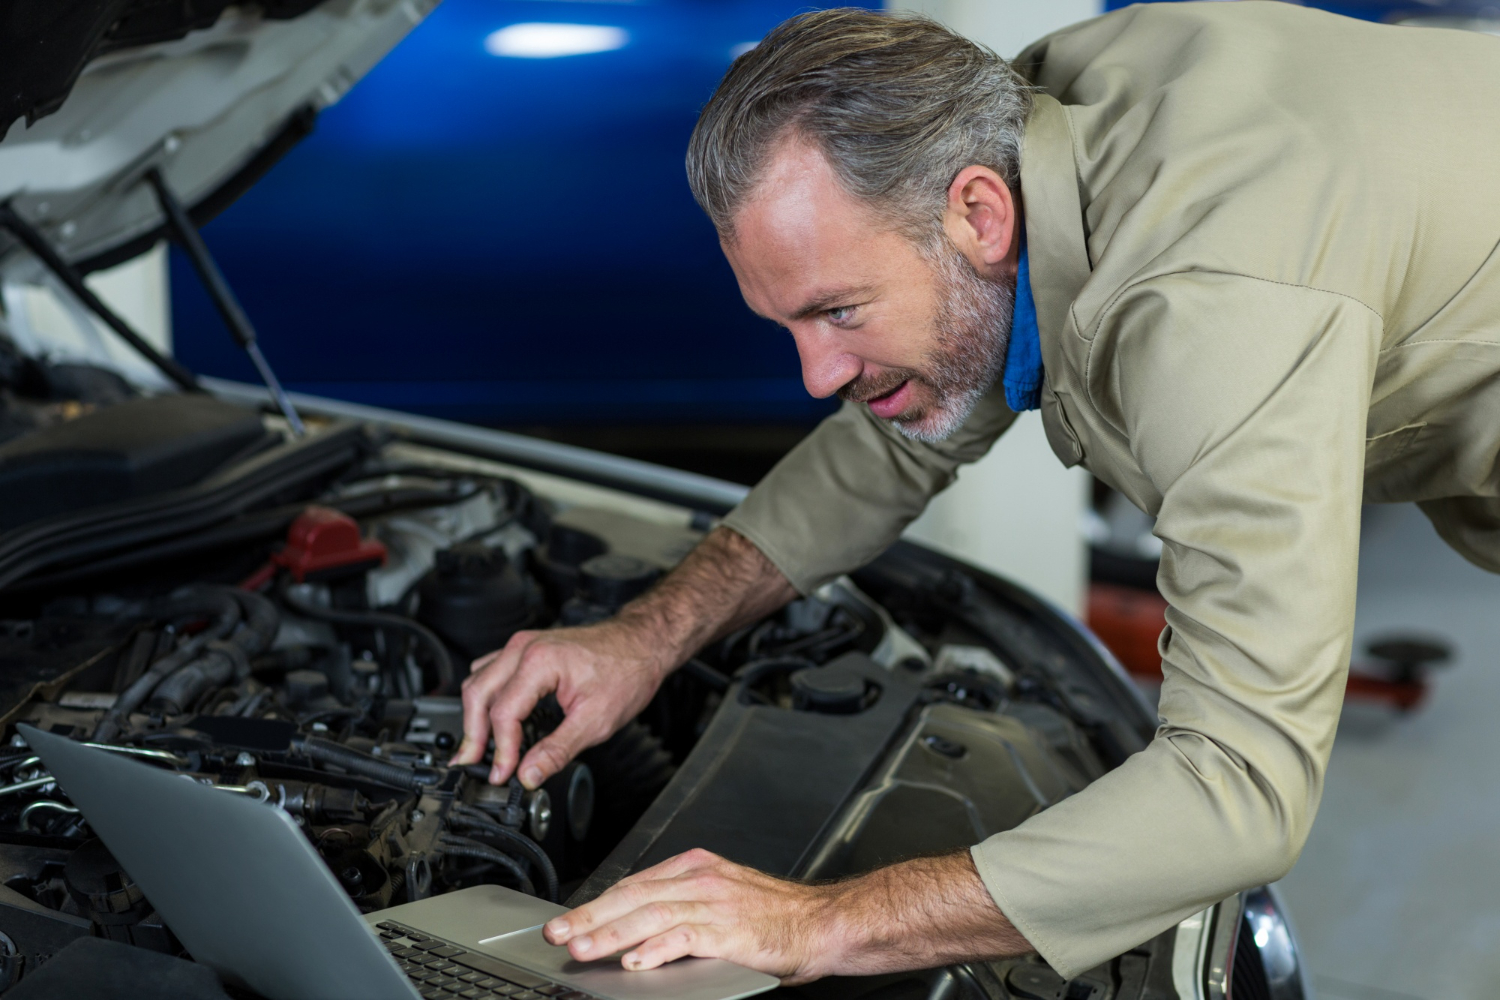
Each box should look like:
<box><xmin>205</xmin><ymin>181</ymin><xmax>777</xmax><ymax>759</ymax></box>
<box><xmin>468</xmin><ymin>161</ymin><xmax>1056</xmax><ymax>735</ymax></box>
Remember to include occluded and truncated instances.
<box><xmin>800</xmin><ymin>874</ymin><xmax>882</xmax><ymax>979</ymax></box>
<box><xmin>605</xmin><ymin>600</ymin><xmax>689</xmax><ymax>684</ymax></box>
<box><xmin>795</xmin><ymin>852</ymin><xmax>1032</xmax><ymax>979</ymax></box>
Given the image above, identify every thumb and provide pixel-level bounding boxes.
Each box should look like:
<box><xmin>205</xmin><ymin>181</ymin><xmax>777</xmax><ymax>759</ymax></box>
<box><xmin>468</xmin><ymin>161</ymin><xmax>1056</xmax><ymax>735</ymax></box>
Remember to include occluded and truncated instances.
<box><xmin>516</xmin><ymin>712</ymin><xmax>599</xmax><ymax>790</ymax></box>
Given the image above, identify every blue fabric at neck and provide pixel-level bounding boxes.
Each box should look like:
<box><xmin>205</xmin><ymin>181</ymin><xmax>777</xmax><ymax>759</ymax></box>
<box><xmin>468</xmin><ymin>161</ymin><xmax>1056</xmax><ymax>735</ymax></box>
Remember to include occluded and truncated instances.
<box><xmin>1002</xmin><ymin>246</ymin><xmax>1043</xmax><ymax>412</ymax></box>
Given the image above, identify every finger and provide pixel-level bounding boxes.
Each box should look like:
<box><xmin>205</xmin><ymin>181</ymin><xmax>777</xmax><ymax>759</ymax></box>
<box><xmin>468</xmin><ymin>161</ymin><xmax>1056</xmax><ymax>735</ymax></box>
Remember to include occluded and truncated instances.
<box><xmin>487</xmin><ymin>710</ymin><xmax>526</xmax><ymax>786</ymax></box>
<box><xmin>488</xmin><ymin>649</ymin><xmax>560</xmax><ymax>784</ymax></box>
<box><xmin>515</xmin><ymin>711</ymin><xmax>603</xmax><ymax>791</ymax></box>
<box><xmin>623</xmin><ymin>922</ymin><xmax>726</xmax><ymax>971</ymax></box>
<box><xmin>469</xmin><ymin>647</ymin><xmax>505</xmax><ymax>675</ymax></box>
<box><xmin>451</xmin><ymin>645</ymin><xmax>524</xmax><ymax>766</ymax></box>
<box><xmin>548</xmin><ymin>861</ymin><xmax>721</xmax><ymax>946</ymax></box>
<box><xmin>567</xmin><ymin>900</ymin><xmax>714</xmax><ymax>963</ymax></box>
<box><xmin>547</xmin><ymin>876</ymin><xmax>658</xmax><ymax>944</ymax></box>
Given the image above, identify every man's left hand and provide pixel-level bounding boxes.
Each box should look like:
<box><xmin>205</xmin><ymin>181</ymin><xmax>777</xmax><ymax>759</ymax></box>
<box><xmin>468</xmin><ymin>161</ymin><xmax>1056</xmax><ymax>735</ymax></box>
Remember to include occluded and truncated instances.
<box><xmin>542</xmin><ymin>847</ymin><xmax>1033</xmax><ymax>985</ymax></box>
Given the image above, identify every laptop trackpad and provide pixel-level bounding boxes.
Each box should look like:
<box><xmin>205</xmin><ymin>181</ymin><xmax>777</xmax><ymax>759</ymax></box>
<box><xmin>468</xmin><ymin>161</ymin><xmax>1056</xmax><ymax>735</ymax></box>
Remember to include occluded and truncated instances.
<box><xmin>480</xmin><ymin>926</ymin><xmax>777</xmax><ymax>1000</ymax></box>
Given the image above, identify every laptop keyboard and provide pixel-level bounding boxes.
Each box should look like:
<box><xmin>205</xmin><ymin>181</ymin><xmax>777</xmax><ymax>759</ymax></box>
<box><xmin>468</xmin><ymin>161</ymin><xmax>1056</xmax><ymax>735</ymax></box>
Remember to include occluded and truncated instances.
<box><xmin>376</xmin><ymin>921</ymin><xmax>600</xmax><ymax>1000</ymax></box>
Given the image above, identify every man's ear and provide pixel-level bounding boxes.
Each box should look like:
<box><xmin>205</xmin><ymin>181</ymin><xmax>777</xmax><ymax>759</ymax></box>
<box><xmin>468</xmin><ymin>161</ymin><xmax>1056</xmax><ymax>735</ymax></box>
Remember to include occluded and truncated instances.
<box><xmin>942</xmin><ymin>165</ymin><xmax>1019</xmax><ymax>279</ymax></box>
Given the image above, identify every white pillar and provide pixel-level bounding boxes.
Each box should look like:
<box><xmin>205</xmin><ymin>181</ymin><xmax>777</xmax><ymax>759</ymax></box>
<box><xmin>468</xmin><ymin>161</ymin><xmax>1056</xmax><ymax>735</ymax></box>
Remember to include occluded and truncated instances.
<box><xmin>905</xmin><ymin>415</ymin><xmax>1090</xmax><ymax>614</ymax></box>
<box><xmin>891</xmin><ymin>0</ymin><xmax>1098</xmax><ymax>615</ymax></box>
<box><xmin>1</xmin><ymin>243</ymin><xmax>174</xmax><ymax>389</ymax></box>
<box><xmin>891</xmin><ymin>0</ymin><xmax>1100</xmax><ymax>58</ymax></box>
<box><xmin>85</xmin><ymin>242</ymin><xmax>173</xmax><ymax>356</ymax></box>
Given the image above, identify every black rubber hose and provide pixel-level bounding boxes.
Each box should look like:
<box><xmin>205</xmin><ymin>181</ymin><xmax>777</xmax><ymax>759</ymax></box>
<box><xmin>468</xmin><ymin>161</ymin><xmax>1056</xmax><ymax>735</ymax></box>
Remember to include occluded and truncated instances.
<box><xmin>449</xmin><ymin>803</ymin><xmax>559</xmax><ymax>902</ymax></box>
<box><xmin>682</xmin><ymin>658</ymin><xmax>731</xmax><ymax>692</ymax></box>
<box><xmin>149</xmin><ymin>642</ymin><xmax>245</xmax><ymax>715</ymax></box>
<box><xmin>94</xmin><ymin>588</ymin><xmax>241</xmax><ymax>742</ymax></box>
<box><xmin>279</xmin><ymin>581</ymin><xmax>456</xmax><ymax>695</ymax></box>
<box><xmin>438</xmin><ymin>835</ymin><xmax>533</xmax><ymax>895</ymax></box>
<box><xmin>296</xmin><ymin>736</ymin><xmax>439</xmax><ymax>792</ymax></box>
<box><xmin>142</xmin><ymin>587</ymin><xmax>281</xmax><ymax>716</ymax></box>
<box><xmin>231</xmin><ymin>588</ymin><xmax>280</xmax><ymax>658</ymax></box>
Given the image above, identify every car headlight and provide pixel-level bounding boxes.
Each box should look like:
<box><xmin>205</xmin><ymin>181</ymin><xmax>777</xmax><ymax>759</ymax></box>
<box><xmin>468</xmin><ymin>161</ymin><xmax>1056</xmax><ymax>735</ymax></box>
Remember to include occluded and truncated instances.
<box><xmin>1236</xmin><ymin>885</ymin><xmax>1311</xmax><ymax>1000</ymax></box>
<box><xmin>1176</xmin><ymin>884</ymin><xmax>1311</xmax><ymax>1000</ymax></box>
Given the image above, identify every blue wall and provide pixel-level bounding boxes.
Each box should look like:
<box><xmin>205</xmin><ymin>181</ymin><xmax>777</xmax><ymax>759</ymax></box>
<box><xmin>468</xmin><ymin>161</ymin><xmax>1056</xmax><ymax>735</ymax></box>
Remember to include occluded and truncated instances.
<box><xmin>175</xmin><ymin>1</ymin><xmax>857</xmax><ymax>426</ymax></box>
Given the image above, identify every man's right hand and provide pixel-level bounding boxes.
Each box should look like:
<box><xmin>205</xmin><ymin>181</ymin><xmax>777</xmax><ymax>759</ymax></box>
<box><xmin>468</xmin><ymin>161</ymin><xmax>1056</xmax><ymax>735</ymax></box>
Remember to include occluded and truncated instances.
<box><xmin>449</xmin><ymin>526</ymin><xmax>799</xmax><ymax>790</ymax></box>
<box><xmin>451</xmin><ymin>620</ymin><xmax>669</xmax><ymax>789</ymax></box>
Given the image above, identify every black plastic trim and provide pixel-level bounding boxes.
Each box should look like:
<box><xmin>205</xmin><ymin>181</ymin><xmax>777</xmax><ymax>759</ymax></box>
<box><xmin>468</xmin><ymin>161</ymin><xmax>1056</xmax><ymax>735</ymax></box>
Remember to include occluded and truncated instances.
<box><xmin>0</xmin><ymin>419</ymin><xmax>367</xmax><ymax>591</ymax></box>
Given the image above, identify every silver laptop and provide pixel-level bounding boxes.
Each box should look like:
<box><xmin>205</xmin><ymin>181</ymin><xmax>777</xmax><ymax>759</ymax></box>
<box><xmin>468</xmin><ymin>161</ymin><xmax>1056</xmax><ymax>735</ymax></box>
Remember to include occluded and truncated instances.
<box><xmin>19</xmin><ymin>724</ymin><xmax>778</xmax><ymax>1000</ymax></box>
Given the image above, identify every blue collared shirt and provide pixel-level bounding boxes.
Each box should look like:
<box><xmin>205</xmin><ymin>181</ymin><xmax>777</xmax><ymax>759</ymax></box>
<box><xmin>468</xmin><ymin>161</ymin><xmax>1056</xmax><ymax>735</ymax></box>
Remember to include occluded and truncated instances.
<box><xmin>1001</xmin><ymin>246</ymin><xmax>1043</xmax><ymax>412</ymax></box>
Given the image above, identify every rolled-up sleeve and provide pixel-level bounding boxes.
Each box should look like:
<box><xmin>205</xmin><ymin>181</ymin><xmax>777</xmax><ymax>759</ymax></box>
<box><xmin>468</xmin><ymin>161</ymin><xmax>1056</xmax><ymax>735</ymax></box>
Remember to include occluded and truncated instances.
<box><xmin>970</xmin><ymin>274</ymin><xmax>1381</xmax><ymax>976</ymax></box>
<box><xmin>721</xmin><ymin>387</ymin><xmax>1017</xmax><ymax>594</ymax></box>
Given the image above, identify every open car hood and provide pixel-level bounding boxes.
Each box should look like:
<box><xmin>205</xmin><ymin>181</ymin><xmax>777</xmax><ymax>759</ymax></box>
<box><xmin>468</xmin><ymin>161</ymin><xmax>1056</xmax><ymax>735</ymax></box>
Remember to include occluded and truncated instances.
<box><xmin>0</xmin><ymin>0</ymin><xmax>438</xmax><ymax>274</ymax></box>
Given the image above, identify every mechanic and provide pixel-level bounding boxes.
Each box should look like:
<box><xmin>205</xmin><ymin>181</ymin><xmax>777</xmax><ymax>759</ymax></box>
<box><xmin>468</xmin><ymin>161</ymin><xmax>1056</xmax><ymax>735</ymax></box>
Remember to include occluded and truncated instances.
<box><xmin>452</xmin><ymin>2</ymin><xmax>1500</xmax><ymax>984</ymax></box>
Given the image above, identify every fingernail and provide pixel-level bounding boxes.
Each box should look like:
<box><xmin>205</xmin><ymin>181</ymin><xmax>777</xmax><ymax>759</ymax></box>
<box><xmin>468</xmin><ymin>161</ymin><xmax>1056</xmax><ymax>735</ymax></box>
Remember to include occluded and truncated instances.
<box><xmin>623</xmin><ymin>952</ymin><xmax>640</xmax><ymax>970</ymax></box>
<box><xmin>489</xmin><ymin>768</ymin><xmax>502</xmax><ymax>784</ymax></box>
<box><xmin>547</xmin><ymin>919</ymin><xmax>569</xmax><ymax>937</ymax></box>
<box><xmin>521</xmin><ymin>765</ymin><xmax>543</xmax><ymax>789</ymax></box>
<box><xmin>574</xmin><ymin>936</ymin><xmax>593</xmax><ymax>955</ymax></box>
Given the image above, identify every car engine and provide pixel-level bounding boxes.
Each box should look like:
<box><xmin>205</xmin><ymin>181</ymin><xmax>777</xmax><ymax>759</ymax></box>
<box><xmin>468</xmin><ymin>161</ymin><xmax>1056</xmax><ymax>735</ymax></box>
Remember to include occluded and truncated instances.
<box><xmin>0</xmin><ymin>417</ymin><xmax>703</xmax><ymax>984</ymax></box>
<box><xmin>0</xmin><ymin>367</ymin><xmax>1304</xmax><ymax>999</ymax></box>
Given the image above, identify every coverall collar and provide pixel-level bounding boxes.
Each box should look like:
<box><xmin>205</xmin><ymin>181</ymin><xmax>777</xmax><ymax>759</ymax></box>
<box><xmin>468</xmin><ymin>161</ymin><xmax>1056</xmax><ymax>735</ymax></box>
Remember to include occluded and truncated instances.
<box><xmin>1017</xmin><ymin>93</ymin><xmax>1094</xmax><ymax>358</ymax></box>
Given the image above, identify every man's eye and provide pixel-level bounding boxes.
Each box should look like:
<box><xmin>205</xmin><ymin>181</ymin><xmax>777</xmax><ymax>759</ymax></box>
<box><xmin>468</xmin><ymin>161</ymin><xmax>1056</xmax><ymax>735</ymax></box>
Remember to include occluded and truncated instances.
<box><xmin>826</xmin><ymin>306</ymin><xmax>855</xmax><ymax>324</ymax></box>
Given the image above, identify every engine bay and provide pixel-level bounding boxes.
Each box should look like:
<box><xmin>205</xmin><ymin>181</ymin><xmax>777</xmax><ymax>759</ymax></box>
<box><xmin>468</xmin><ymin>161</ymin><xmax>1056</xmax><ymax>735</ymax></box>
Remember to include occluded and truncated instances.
<box><xmin>0</xmin><ymin>376</ymin><xmax>1176</xmax><ymax>997</ymax></box>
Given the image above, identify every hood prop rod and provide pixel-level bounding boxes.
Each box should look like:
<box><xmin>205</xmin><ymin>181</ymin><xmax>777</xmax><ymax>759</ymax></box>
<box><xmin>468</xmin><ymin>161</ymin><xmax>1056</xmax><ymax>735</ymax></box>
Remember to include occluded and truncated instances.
<box><xmin>145</xmin><ymin>169</ymin><xmax>305</xmax><ymax>436</ymax></box>
<box><xmin>0</xmin><ymin>202</ymin><xmax>201</xmax><ymax>393</ymax></box>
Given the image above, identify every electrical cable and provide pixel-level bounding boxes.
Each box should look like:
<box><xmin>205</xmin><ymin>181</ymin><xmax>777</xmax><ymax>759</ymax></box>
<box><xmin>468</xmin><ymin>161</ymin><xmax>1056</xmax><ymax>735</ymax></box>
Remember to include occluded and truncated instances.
<box><xmin>438</xmin><ymin>835</ymin><xmax>532</xmax><ymax>894</ymax></box>
<box><xmin>295</xmin><ymin>736</ymin><xmax>439</xmax><ymax>792</ymax></box>
<box><xmin>279</xmin><ymin>580</ymin><xmax>456</xmax><ymax>695</ymax></box>
<box><xmin>681</xmin><ymin>658</ymin><xmax>731</xmax><ymax>692</ymax></box>
<box><xmin>448</xmin><ymin>802</ymin><xmax>559</xmax><ymax>902</ymax></box>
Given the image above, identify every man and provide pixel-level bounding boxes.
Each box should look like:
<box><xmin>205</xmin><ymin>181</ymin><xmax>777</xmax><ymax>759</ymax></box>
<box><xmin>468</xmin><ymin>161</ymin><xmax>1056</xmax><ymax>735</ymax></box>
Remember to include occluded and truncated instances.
<box><xmin>452</xmin><ymin>2</ymin><xmax>1500</xmax><ymax>982</ymax></box>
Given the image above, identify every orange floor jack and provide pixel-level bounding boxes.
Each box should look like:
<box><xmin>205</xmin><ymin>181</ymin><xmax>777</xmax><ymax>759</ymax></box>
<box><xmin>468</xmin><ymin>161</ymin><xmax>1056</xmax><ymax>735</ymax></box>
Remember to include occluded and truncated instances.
<box><xmin>1086</xmin><ymin>582</ymin><xmax>1452</xmax><ymax>712</ymax></box>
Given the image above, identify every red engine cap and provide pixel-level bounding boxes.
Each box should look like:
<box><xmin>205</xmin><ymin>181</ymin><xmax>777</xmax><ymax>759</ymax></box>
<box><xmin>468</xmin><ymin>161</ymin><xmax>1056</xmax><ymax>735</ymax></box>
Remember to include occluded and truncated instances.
<box><xmin>272</xmin><ymin>506</ymin><xmax>387</xmax><ymax>582</ymax></box>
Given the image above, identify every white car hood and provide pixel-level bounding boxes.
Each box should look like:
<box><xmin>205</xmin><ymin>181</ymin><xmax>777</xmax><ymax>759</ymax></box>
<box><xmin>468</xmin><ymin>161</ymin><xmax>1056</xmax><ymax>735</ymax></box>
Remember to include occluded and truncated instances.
<box><xmin>0</xmin><ymin>0</ymin><xmax>438</xmax><ymax>274</ymax></box>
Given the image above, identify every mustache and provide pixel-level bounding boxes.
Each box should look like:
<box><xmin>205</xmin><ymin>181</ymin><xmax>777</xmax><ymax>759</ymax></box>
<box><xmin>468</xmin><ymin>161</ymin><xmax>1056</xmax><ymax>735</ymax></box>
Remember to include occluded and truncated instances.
<box><xmin>837</xmin><ymin>366</ymin><xmax>921</xmax><ymax>404</ymax></box>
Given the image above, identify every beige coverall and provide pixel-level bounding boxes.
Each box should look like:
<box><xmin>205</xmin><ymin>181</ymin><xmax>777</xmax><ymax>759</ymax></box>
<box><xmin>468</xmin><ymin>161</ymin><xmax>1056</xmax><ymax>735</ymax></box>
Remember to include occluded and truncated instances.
<box><xmin>720</xmin><ymin>1</ymin><xmax>1500</xmax><ymax>977</ymax></box>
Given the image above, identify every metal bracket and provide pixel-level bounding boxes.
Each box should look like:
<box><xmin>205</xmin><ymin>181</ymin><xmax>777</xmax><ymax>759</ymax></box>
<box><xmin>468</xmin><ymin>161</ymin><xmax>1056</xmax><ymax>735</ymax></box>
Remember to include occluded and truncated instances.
<box><xmin>144</xmin><ymin>168</ymin><xmax>305</xmax><ymax>435</ymax></box>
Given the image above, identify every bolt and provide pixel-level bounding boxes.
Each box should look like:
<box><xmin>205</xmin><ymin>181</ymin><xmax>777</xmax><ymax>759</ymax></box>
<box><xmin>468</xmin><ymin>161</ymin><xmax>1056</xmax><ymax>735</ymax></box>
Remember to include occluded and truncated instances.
<box><xmin>235</xmin><ymin>752</ymin><xmax>255</xmax><ymax>767</ymax></box>
<box><xmin>528</xmin><ymin>790</ymin><xmax>553</xmax><ymax>842</ymax></box>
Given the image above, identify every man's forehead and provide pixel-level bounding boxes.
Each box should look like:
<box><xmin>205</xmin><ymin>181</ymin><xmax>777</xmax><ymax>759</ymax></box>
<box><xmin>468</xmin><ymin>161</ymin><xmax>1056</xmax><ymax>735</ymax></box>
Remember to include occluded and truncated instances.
<box><xmin>732</xmin><ymin>139</ymin><xmax>873</xmax><ymax>249</ymax></box>
<box><xmin>725</xmin><ymin>139</ymin><xmax>904</xmax><ymax>318</ymax></box>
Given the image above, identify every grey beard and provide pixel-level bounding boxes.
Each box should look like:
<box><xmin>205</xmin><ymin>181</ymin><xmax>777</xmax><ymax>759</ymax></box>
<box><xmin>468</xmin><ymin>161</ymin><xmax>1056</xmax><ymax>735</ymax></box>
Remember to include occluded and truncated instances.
<box><xmin>891</xmin><ymin>243</ymin><xmax>1014</xmax><ymax>444</ymax></box>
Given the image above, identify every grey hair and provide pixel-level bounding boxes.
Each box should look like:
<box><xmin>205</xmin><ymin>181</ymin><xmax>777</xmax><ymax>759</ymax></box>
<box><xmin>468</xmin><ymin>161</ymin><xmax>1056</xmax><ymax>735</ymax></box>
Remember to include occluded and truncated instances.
<box><xmin>686</xmin><ymin>7</ymin><xmax>1034</xmax><ymax>246</ymax></box>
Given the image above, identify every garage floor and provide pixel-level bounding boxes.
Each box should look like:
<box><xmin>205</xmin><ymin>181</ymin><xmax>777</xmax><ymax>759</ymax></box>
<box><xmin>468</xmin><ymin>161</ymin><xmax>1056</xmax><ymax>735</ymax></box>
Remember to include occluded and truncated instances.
<box><xmin>1273</xmin><ymin>503</ymin><xmax>1500</xmax><ymax>1000</ymax></box>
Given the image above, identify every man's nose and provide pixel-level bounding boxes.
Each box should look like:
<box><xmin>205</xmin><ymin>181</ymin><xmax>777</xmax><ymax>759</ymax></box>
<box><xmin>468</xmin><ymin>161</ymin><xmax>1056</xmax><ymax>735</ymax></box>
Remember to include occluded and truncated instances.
<box><xmin>791</xmin><ymin>328</ymin><xmax>860</xmax><ymax>399</ymax></box>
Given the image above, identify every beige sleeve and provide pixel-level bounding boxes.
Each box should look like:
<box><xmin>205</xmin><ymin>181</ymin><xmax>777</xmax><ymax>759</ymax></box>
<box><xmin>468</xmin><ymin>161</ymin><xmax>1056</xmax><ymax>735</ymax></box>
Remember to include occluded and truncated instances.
<box><xmin>721</xmin><ymin>387</ymin><xmax>1018</xmax><ymax>594</ymax></box>
<box><xmin>1417</xmin><ymin>496</ymin><xmax>1500</xmax><ymax>574</ymax></box>
<box><xmin>971</xmin><ymin>274</ymin><xmax>1381</xmax><ymax>977</ymax></box>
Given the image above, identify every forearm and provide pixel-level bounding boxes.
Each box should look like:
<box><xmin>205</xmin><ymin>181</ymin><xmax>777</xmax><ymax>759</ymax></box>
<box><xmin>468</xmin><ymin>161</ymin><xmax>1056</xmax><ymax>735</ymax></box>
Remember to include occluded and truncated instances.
<box><xmin>612</xmin><ymin>525</ymin><xmax>796</xmax><ymax>674</ymax></box>
<box><xmin>816</xmin><ymin>851</ymin><xmax>1032</xmax><ymax>977</ymax></box>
